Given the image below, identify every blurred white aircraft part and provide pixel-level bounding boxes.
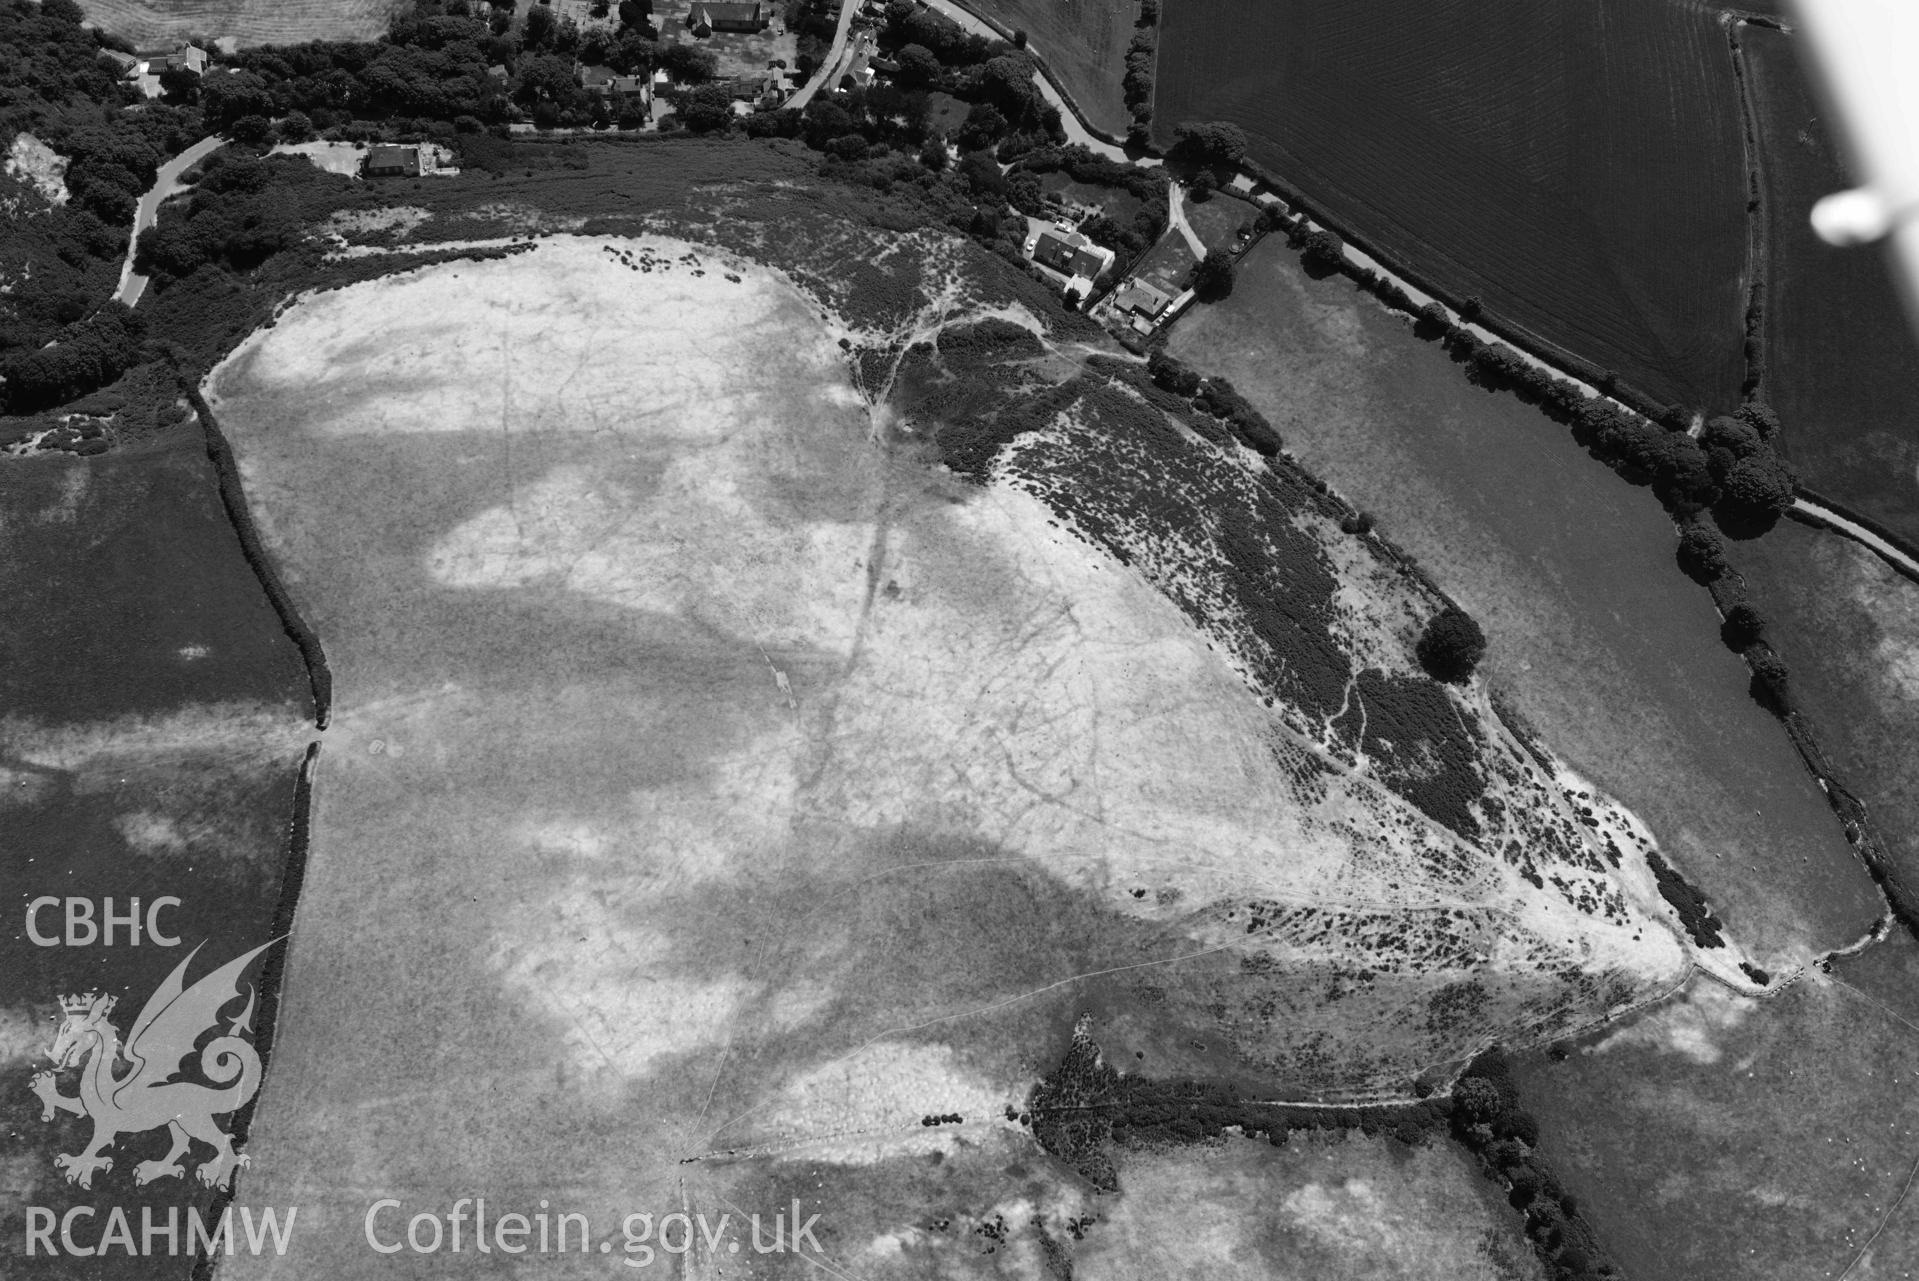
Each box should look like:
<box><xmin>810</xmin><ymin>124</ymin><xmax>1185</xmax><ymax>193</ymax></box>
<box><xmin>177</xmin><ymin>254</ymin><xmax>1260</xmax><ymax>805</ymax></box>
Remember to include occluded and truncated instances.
<box><xmin>1795</xmin><ymin>0</ymin><xmax>1919</xmax><ymax>324</ymax></box>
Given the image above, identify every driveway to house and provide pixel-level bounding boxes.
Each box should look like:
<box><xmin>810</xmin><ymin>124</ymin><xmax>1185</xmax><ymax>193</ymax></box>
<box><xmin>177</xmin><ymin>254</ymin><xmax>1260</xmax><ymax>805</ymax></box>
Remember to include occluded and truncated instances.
<box><xmin>116</xmin><ymin>134</ymin><xmax>225</xmax><ymax>308</ymax></box>
<box><xmin>788</xmin><ymin>0</ymin><xmax>862</xmax><ymax>111</ymax></box>
<box><xmin>1167</xmin><ymin>182</ymin><xmax>1205</xmax><ymax>257</ymax></box>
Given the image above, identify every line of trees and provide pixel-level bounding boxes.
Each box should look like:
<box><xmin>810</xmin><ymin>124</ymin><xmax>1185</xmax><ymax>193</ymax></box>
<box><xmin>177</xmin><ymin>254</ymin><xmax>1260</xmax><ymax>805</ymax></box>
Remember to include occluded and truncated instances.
<box><xmin>1247</xmin><ymin>174</ymin><xmax>1805</xmax><ymax>554</ymax></box>
<box><xmin>1027</xmin><ymin>1029</ymin><xmax>1452</xmax><ymax>1194</ymax></box>
<box><xmin>1121</xmin><ymin>0</ymin><xmax>1157</xmax><ymax>148</ymax></box>
<box><xmin>1248</xmin><ymin>196</ymin><xmax>1810</xmax><ymax>724</ymax></box>
<box><xmin>1452</xmin><ymin>1051</ymin><xmax>1619</xmax><ymax>1281</ymax></box>
<box><xmin>1145</xmin><ymin>349</ymin><xmax>1282</xmax><ymax>455</ymax></box>
<box><xmin>219</xmin><ymin>0</ymin><xmax>673</xmax><ymax>136</ymax></box>
<box><xmin>1407</xmin><ymin>307</ymin><xmax>1799</xmax><ymax>532</ymax></box>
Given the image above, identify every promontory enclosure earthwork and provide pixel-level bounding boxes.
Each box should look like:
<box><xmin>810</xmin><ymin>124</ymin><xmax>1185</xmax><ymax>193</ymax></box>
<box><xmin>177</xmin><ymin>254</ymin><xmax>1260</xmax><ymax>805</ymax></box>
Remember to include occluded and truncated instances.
<box><xmin>6</xmin><ymin>0</ymin><xmax>1919</xmax><ymax>1278</ymax></box>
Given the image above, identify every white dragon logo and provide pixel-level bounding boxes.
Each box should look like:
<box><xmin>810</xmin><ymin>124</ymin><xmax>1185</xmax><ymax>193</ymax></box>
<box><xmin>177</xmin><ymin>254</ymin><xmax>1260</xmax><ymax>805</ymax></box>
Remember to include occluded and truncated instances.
<box><xmin>30</xmin><ymin>940</ymin><xmax>278</xmax><ymax>1190</ymax></box>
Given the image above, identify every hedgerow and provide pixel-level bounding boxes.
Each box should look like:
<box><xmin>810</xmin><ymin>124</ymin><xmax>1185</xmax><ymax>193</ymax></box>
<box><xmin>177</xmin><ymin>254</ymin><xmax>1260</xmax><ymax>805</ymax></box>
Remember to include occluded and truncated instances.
<box><xmin>1028</xmin><ymin>1029</ymin><xmax>1450</xmax><ymax>1193</ymax></box>
<box><xmin>1450</xmin><ymin>1050</ymin><xmax>1618</xmax><ymax>1281</ymax></box>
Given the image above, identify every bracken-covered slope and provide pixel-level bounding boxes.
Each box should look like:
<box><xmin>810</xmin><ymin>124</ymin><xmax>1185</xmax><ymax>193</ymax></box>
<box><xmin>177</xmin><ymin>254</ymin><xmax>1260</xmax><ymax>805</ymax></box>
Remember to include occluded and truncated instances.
<box><xmin>883</xmin><ymin>314</ymin><xmax>1712</xmax><ymax>1089</ymax></box>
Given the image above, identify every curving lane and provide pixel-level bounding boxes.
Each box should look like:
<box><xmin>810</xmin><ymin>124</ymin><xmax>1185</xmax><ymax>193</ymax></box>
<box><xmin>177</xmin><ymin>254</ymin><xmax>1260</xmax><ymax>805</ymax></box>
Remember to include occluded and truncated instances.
<box><xmin>115</xmin><ymin>134</ymin><xmax>225</xmax><ymax>309</ymax></box>
<box><xmin>787</xmin><ymin>0</ymin><xmax>862</xmax><ymax>112</ymax></box>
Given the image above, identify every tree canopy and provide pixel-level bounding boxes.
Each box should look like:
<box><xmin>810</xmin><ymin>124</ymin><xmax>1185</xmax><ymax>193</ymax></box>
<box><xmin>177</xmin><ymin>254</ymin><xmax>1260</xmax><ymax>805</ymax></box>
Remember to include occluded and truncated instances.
<box><xmin>1172</xmin><ymin>119</ymin><xmax>1247</xmax><ymax>166</ymax></box>
<box><xmin>1416</xmin><ymin>606</ymin><xmax>1487</xmax><ymax>684</ymax></box>
<box><xmin>1192</xmin><ymin>246</ymin><xmax>1234</xmax><ymax>298</ymax></box>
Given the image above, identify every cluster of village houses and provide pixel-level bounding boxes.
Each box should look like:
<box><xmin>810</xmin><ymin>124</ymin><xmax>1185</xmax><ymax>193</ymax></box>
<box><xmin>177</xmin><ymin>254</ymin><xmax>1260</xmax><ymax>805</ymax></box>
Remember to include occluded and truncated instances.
<box><xmin>94</xmin><ymin>5</ymin><xmax>1270</xmax><ymax>343</ymax></box>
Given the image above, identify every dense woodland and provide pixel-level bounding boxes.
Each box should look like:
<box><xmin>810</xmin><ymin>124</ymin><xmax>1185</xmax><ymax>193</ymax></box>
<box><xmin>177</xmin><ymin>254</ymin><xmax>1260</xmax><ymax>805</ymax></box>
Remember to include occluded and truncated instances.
<box><xmin>0</xmin><ymin>0</ymin><xmax>200</xmax><ymax>402</ymax></box>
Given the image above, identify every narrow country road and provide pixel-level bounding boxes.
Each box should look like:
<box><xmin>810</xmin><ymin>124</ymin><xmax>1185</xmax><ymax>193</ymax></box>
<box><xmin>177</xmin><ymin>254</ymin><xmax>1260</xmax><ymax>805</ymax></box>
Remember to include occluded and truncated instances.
<box><xmin>917</xmin><ymin>0</ymin><xmax>1158</xmax><ymax>166</ymax></box>
<box><xmin>116</xmin><ymin>134</ymin><xmax>225</xmax><ymax>308</ymax></box>
<box><xmin>1790</xmin><ymin>497</ymin><xmax>1919</xmax><ymax>581</ymax></box>
<box><xmin>787</xmin><ymin>0</ymin><xmax>862</xmax><ymax>112</ymax></box>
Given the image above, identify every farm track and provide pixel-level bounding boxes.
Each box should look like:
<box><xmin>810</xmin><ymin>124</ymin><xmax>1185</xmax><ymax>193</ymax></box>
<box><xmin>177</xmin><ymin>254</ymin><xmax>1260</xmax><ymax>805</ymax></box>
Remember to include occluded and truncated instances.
<box><xmin>1726</xmin><ymin>16</ymin><xmax>1770</xmax><ymax>402</ymax></box>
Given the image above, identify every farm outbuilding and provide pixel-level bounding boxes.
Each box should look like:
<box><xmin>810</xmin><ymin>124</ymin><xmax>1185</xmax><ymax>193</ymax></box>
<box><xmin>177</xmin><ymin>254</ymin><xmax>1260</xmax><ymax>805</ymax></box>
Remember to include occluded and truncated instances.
<box><xmin>685</xmin><ymin>2</ymin><xmax>768</xmax><ymax>36</ymax></box>
<box><xmin>364</xmin><ymin>144</ymin><xmax>422</xmax><ymax>178</ymax></box>
<box><xmin>164</xmin><ymin>44</ymin><xmax>209</xmax><ymax>74</ymax></box>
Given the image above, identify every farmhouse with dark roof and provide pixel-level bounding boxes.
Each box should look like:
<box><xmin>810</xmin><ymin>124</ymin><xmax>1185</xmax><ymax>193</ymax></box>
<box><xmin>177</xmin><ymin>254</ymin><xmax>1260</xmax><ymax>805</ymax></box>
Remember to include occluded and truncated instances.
<box><xmin>364</xmin><ymin>144</ymin><xmax>422</xmax><ymax>178</ymax></box>
<box><xmin>1032</xmin><ymin>225</ymin><xmax>1115</xmax><ymax>284</ymax></box>
<box><xmin>1113</xmin><ymin>279</ymin><xmax>1172</xmax><ymax>321</ymax></box>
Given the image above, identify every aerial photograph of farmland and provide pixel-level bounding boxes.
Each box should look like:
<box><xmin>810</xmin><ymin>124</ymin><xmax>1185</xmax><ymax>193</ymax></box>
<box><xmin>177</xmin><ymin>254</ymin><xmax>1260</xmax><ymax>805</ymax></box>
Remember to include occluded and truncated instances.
<box><xmin>5</xmin><ymin>0</ymin><xmax>1919</xmax><ymax>1277</ymax></box>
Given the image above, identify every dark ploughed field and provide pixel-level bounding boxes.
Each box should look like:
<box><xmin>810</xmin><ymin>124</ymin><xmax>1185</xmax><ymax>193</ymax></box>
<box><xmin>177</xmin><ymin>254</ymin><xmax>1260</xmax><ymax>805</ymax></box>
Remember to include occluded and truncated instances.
<box><xmin>1153</xmin><ymin>0</ymin><xmax>1749</xmax><ymax>413</ymax></box>
<box><xmin>1744</xmin><ymin>24</ymin><xmax>1919</xmax><ymax>545</ymax></box>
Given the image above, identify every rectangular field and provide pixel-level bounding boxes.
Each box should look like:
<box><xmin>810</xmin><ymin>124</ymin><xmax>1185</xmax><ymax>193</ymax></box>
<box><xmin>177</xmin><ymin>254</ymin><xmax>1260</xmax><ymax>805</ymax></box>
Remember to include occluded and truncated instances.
<box><xmin>962</xmin><ymin>0</ymin><xmax>1137</xmax><ymax>137</ymax></box>
<box><xmin>77</xmin><ymin>0</ymin><xmax>398</xmax><ymax>48</ymax></box>
<box><xmin>1513</xmin><ymin>976</ymin><xmax>1919</xmax><ymax>1281</ymax></box>
<box><xmin>1153</xmin><ymin>0</ymin><xmax>1750</xmax><ymax>413</ymax></box>
<box><xmin>1165</xmin><ymin>236</ymin><xmax>1882</xmax><ymax>971</ymax></box>
<box><xmin>1727</xmin><ymin>519</ymin><xmax>1919</xmax><ymax>935</ymax></box>
<box><xmin>1745</xmin><ymin>25</ymin><xmax>1919</xmax><ymax>545</ymax></box>
<box><xmin>0</xmin><ymin>438</ymin><xmax>310</xmax><ymax>725</ymax></box>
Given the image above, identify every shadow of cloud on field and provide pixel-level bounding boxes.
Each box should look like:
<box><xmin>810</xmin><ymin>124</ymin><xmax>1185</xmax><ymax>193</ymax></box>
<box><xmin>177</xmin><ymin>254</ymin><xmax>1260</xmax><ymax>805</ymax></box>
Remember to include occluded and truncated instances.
<box><xmin>632</xmin><ymin>825</ymin><xmax>1190</xmax><ymax>1156</ymax></box>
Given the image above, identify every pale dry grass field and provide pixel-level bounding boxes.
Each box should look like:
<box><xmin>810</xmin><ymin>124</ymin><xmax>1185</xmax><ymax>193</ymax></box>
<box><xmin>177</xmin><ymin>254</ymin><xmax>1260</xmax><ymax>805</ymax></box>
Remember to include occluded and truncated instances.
<box><xmin>1518</xmin><ymin>972</ymin><xmax>1919</xmax><ymax>1281</ymax></box>
<box><xmin>1076</xmin><ymin>1132</ymin><xmax>1543</xmax><ymax>1281</ymax></box>
<box><xmin>203</xmin><ymin>236</ymin><xmax>1703</xmax><ymax>1277</ymax></box>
